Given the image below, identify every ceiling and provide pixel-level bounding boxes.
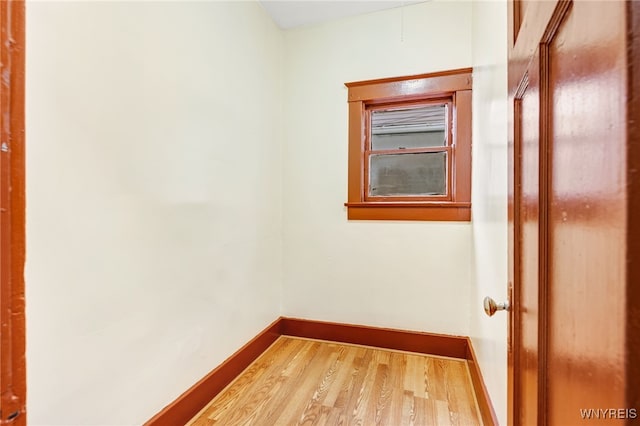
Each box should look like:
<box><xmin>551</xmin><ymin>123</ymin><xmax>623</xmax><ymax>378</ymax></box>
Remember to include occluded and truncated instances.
<box><xmin>259</xmin><ymin>1</ymin><xmax>425</xmax><ymax>30</ymax></box>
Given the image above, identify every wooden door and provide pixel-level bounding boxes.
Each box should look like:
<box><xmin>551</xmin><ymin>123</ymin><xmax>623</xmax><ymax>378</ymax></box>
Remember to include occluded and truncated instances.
<box><xmin>508</xmin><ymin>0</ymin><xmax>640</xmax><ymax>424</ymax></box>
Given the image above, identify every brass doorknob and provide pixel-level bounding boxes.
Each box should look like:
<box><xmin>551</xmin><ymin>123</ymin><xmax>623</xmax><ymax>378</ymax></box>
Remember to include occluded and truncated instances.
<box><xmin>483</xmin><ymin>296</ymin><xmax>510</xmax><ymax>317</ymax></box>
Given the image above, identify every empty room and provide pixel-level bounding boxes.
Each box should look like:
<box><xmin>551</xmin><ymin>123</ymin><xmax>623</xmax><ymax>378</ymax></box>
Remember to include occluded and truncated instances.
<box><xmin>1</xmin><ymin>0</ymin><xmax>638</xmax><ymax>425</ymax></box>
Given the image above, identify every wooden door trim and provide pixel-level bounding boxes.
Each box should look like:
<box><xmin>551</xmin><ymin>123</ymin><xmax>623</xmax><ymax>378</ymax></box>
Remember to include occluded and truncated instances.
<box><xmin>508</xmin><ymin>80</ymin><xmax>525</xmax><ymax>426</ymax></box>
<box><xmin>145</xmin><ymin>317</ymin><xmax>497</xmax><ymax>426</ymax></box>
<box><xmin>533</xmin><ymin>2</ymin><xmax>575</xmax><ymax>422</ymax></box>
<box><xmin>508</xmin><ymin>1</ymin><xmax>558</xmax><ymax>94</ymax></box>
<box><xmin>0</xmin><ymin>0</ymin><xmax>26</xmax><ymax>424</ymax></box>
<box><xmin>537</xmin><ymin>41</ymin><xmax>551</xmax><ymax>426</ymax></box>
<box><xmin>626</xmin><ymin>0</ymin><xmax>640</xmax><ymax>411</ymax></box>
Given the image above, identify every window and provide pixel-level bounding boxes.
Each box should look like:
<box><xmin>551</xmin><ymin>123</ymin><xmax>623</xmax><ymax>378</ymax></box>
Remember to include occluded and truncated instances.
<box><xmin>344</xmin><ymin>68</ymin><xmax>472</xmax><ymax>221</ymax></box>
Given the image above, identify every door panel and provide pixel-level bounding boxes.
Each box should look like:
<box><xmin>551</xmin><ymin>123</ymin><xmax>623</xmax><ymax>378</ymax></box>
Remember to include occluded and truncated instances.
<box><xmin>513</xmin><ymin>56</ymin><xmax>540</xmax><ymax>426</ymax></box>
<box><xmin>546</xmin><ymin>1</ymin><xmax>627</xmax><ymax>422</ymax></box>
<box><xmin>508</xmin><ymin>0</ymin><xmax>638</xmax><ymax>424</ymax></box>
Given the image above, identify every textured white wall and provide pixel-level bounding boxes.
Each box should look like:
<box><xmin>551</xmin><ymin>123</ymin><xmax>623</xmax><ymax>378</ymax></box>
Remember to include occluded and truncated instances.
<box><xmin>26</xmin><ymin>2</ymin><xmax>283</xmax><ymax>424</ymax></box>
<box><xmin>470</xmin><ymin>0</ymin><xmax>509</xmax><ymax>424</ymax></box>
<box><xmin>26</xmin><ymin>1</ymin><xmax>509</xmax><ymax>424</ymax></box>
<box><xmin>281</xmin><ymin>2</ymin><xmax>474</xmax><ymax>335</ymax></box>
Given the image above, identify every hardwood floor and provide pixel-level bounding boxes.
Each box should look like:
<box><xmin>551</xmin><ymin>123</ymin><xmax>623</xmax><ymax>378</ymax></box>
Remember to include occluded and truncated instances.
<box><xmin>187</xmin><ymin>336</ymin><xmax>482</xmax><ymax>425</ymax></box>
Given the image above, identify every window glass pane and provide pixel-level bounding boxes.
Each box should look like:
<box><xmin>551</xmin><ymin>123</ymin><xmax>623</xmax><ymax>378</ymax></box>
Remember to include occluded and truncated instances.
<box><xmin>369</xmin><ymin>152</ymin><xmax>447</xmax><ymax>196</ymax></box>
<box><xmin>371</xmin><ymin>104</ymin><xmax>447</xmax><ymax>150</ymax></box>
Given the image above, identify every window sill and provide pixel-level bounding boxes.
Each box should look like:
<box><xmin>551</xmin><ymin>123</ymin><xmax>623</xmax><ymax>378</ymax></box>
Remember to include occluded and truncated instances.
<box><xmin>344</xmin><ymin>202</ymin><xmax>471</xmax><ymax>221</ymax></box>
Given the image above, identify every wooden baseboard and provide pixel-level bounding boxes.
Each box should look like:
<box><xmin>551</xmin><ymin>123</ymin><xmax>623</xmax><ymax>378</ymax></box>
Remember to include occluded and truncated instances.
<box><xmin>145</xmin><ymin>316</ymin><xmax>497</xmax><ymax>426</ymax></box>
<box><xmin>466</xmin><ymin>337</ymin><xmax>499</xmax><ymax>426</ymax></box>
<box><xmin>144</xmin><ymin>317</ymin><xmax>283</xmax><ymax>426</ymax></box>
<box><xmin>280</xmin><ymin>317</ymin><xmax>468</xmax><ymax>359</ymax></box>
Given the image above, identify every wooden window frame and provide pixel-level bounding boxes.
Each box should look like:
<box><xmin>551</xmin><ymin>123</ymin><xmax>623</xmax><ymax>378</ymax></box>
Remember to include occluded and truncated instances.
<box><xmin>344</xmin><ymin>68</ymin><xmax>472</xmax><ymax>221</ymax></box>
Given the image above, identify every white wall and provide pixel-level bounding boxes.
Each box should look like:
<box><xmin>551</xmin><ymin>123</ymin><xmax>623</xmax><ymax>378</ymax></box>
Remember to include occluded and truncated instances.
<box><xmin>26</xmin><ymin>2</ymin><xmax>283</xmax><ymax>425</ymax></box>
<box><xmin>26</xmin><ymin>1</ymin><xmax>509</xmax><ymax>424</ymax></box>
<box><xmin>282</xmin><ymin>2</ymin><xmax>474</xmax><ymax>335</ymax></box>
<box><xmin>470</xmin><ymin>0</ymin><xmax>509</xmax><ymax>424</ymax></box>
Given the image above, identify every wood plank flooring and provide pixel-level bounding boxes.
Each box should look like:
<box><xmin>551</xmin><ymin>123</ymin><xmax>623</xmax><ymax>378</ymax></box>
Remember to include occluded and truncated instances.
<box><xmin>187</xmin><ymin>336</ymin><xmax>482</xmax><ymax>426</ymax></box>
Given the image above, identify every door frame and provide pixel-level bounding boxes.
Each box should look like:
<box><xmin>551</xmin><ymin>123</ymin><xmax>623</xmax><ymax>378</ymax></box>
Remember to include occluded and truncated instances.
<box><xmin>0</xmin><ymin>0</ymin><xmax>26</xmax><ymax>424</ymax></box>
<box><xmin>627</xmin><ymin>0</ymin><xmax>640</xmax><ymax>411</ymax></box>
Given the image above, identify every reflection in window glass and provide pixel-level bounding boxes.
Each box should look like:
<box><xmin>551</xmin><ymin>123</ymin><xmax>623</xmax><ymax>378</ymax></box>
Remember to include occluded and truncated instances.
<box><xmin>371</xmin><ymin>104</ymin><xmax>447</xmax><ymax>150</ymax></box>
<box><xmin>369</xmin><ymin>152</ymin><xmax>447</xmax><ymax>196</ymax></box>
